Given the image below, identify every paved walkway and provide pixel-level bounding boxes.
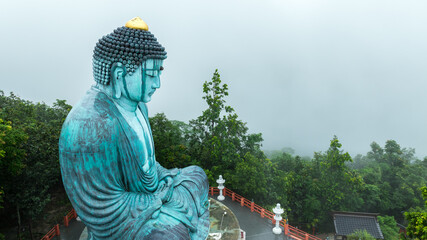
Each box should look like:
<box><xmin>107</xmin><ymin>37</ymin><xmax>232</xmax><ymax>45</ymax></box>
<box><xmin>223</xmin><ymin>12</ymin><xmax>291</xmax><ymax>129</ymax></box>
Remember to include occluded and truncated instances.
<box><xmin>54</xmin><ymin>218</ymin><xmax>85</xmax><ymax>240</ymax></box>
<box><xmin>55</xmin><ymin>196</ymin><xmax>288</xmax><ymax>240</ymax></box>
<box><xmin>212</xmin><ymin>194</ymin><xmax>287</xmax><ymax>240</ymax></box>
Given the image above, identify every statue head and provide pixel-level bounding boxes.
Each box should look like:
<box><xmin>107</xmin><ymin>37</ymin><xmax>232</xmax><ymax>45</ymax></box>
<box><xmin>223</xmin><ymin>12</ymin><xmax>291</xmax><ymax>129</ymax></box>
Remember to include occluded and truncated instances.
<box><xmin>110</xmin><ymin>59</ymin><xmax>163</xmax><ymax>103</ymax></box>
<box><xmin>92</xmin><ymin>17</ymin><xmax>166</xmax><ymax>103</ymax></box>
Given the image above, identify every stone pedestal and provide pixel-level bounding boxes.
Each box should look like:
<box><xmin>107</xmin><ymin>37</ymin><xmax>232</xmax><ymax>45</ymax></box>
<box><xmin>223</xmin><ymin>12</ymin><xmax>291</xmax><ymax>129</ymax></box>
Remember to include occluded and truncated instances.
<box><xmin>207</xmin><ymin>198</ymin><xmax>241</xmax><ymax>240</ymax></box>
<box><xmin>80</xmin><ymin>198</ymin><xmax>242</xmax><ymax>240</ymax></box>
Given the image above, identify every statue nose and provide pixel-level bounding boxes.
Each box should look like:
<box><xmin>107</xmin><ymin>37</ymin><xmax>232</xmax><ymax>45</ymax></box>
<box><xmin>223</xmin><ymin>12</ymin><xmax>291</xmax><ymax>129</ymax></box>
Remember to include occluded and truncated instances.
<box><xmin>154</xmin><ymin>77</ymin><xmax>161</xmax><ymax>88</ymax></box>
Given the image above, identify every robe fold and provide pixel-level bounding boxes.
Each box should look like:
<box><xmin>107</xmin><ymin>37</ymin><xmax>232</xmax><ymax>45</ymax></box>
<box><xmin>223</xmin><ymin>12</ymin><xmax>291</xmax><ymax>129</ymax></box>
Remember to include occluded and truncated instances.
<box><xmin>59</xmin><ymin>87</ymin><xmax>210</xmax><ymax>240</ymax></box>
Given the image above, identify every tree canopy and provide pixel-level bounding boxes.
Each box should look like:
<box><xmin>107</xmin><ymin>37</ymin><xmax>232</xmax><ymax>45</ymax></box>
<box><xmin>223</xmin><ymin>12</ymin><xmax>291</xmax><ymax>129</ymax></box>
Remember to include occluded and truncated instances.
<box><xmin>404</xmin><ymin>187</ymin><xmax>427</xmax><ymax>240</ymax></box>
<box><xmin>151</xmin><ymin>70</ymin><xmax>427</xmax><ymax>234</ymax></box>
<box><xmin>0</xmin><ymin>91</ymin><xmax>71</xmax><ymax>239</ymax></box>
<box><xmin>1</xmin><ymin>70</ymin><xmax>427</xmax><ymax>238</ymax></box>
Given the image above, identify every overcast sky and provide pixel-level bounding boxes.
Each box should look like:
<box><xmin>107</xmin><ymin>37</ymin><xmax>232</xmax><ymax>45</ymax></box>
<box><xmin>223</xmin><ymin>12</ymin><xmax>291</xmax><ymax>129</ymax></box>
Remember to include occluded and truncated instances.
<box><xmin>1</xmin><ymin>0</ymin><xmax>427</xmax><ymax>158</ymax></box>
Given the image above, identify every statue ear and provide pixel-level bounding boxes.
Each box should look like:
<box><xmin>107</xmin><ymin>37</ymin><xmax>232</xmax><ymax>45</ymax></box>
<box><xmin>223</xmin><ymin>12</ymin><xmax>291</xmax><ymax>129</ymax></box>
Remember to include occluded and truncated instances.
<box><xmin>110</xmin><ymin>63</ymin><xmax>126</xmax><ymax>99</ymax></box>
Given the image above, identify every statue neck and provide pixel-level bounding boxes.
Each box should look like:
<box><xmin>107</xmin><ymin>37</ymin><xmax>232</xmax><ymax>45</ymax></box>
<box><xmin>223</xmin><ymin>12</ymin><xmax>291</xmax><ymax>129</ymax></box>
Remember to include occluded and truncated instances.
<box><xmin>94</xmin><ymin>83</ymin><xmax>138</xmax><ymax>112</ymax></box>
<box><xmin>114</xmin><ymin>97</ymin><xmax>138</xmax><ymax>112</ymax></box>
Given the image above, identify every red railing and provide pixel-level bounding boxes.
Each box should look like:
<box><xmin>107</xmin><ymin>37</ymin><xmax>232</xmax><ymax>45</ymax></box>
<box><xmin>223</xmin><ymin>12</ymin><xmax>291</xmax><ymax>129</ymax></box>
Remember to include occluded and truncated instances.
<box><xmin>64</xmin><ymin>208</ymin><xmax>78</xmax><ymax>227</ymax></box>
<box><xmin>40</xmin><ymin>224</ymin><xmax>60</xmax><ymax>240</ymax></box>
<box><xmin>41</xmin><ymin>187</ymin><xmax>321</xmax><ymax>240</ymax></box>
<box><xmin>40</xmin><ymin>209</ymin><xmax>78</xmax><ymax>240</ymax></box>
<box><xmin>210</xmin><ymin>186</ymin><xmax>321</xmax><ymax>240</ymax></box>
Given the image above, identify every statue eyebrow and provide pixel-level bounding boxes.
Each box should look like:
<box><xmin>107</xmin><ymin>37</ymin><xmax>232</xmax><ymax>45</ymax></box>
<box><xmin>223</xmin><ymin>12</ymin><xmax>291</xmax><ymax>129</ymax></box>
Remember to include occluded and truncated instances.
<box><xmin>143</xmin><ymin>66</ymin><xmax>163</xmax><ymax>71</ymax></box>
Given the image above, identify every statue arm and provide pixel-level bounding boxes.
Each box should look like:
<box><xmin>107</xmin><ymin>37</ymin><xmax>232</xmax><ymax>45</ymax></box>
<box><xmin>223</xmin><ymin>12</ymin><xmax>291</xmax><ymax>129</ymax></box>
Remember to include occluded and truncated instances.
<box><xmin>156</xmin><ymin>161</ymin><xmax>179</xmax><ymax>180</ymax></box>
<box><xmin>60</xmin><ymin>149</ymin><xmax>164</xmax><ymax>238</ymax></box>
<box><xmin>59</xmin><ymin>115</ymin><xmax>163</xmax><ymax>238</ymax></box>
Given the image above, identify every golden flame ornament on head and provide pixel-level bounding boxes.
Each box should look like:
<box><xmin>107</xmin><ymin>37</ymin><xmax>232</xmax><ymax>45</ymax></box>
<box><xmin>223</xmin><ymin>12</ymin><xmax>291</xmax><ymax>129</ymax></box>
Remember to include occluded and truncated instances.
<box><xmin>125</xmin><ymin>17</ymin><xmax>149</xmax><ymax>31</ymax></box>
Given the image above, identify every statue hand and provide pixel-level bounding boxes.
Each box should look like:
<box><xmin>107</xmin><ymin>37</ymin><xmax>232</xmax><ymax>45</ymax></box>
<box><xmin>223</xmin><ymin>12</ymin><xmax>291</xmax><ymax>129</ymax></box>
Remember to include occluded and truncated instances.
<box><xmin>156</xmin><ymin>176</ymin><xmax>174</xmax><ymax>203</ymax></box>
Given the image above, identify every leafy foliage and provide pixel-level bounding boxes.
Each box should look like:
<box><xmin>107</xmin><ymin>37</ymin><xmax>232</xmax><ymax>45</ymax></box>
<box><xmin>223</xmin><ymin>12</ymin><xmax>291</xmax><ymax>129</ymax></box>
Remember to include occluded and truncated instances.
<box><xmin>0</xmin><ymin>91</ymin><xmax>71</xmax><ymax>239</ymax></box>
<box><xmin>378</xmin><ymin>215</ymin><xmax>399</xmax><ymax>240</ymax></box>
<box><xmin>150</xmin><ymin>113</ymin><xmax>194</xmax><ymax>169</ymax></box>
<box><xmin>354</xmin><ymin>141</ymin><xmax>427</xmax><ymax>218</ymax></box>
<box><xmin>186</xmin><ymin>70</ymin><xmax>265</xmax><ymax>187</ymax></box>
<box><xmin>153</xmin><ymin>70</ymin><xmax>427</xmax><ymax>233</ymax></box>
<box><xmin>347</xmin><ymin>229</ymin><xmax>376</xmax><ymax>240</ymax></box>
<box><xmin>0</xmin><ymin>118</ymin><xmax>26</xmax><ymax>190</ymax></box>
<box><xmin>2</xmin><ymin>68</ymin><xmax>427</xmax><ymax>238</ymax></box>
<box><xmin>272</xmin><ymin>137</ymin><xmax>364</xmax><ymax>230</ymax></box>
<box><xmin>313</xmin><ymin>137</ymin><xmax>363</xmax><ymax>214</ymax></box>
<box><xmin>228</xmin><ymin>152</ymin><xmax>271</xmax><ymax>203</ymax></box>
<box><xmin>404</xmin><ymin>187</ymin><xmax>427</xmax><ymax>240</ymax></box>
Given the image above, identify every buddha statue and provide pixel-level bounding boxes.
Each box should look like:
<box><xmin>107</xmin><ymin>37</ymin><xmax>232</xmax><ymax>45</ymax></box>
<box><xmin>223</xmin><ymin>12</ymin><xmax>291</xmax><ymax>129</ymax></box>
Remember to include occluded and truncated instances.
<box><xmin>59</xmin><ymin>17</ymin><xmax>210</xmax><ymax>240</ymax></box>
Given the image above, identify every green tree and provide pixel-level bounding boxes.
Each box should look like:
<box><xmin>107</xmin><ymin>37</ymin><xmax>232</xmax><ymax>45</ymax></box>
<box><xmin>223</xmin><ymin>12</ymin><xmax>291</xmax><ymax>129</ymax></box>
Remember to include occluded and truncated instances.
<box><xmin>228</xmin><ymin>153</ymin><xmax>271</xmax><ymax>204</ymax></box>
<box><xmin>187</xmin><ymin>70</ymin><xmax>264</xmax><ymax>186</ymax></box>
<box><xmin>347</xmin><ymin>229</ymin><xmax>376</xmax><ymax>240</ymax></box>
<box><xmin>404</xmin><ymin>186</ymin><xmax>427</xmax><ymax>240</ymax></box>
<box><xmin>312</xmin><ymin>137</ymin><xmax>364</xmax><ymax>229</ymax></box>
<box><xmin>0</xmin><ymin>91</ymin><xmax>71</xmax><ymax>239</ymax></box>
<box><xmin>265</xmin><ymin>147</ymin><xmax>295</xmax><ymax>159</ymax></box>
<box><xmin>150</xmin><ymin>113</ymin><xmax>194</xmax><ymax>169</ymax></box>
<box><xmin>268</xmin><ymin>138</ymin><xmax>366</xmax><ymax>232</ymax></box>
<box><xmin>368</xmin><ymin>141</ymin><xmax>384</xmax><ymax>163</ymax></box>
<box><xmin>362</xmin><ymin>140</ymin><xmax>427</xmax><ymax>219</ymax></box>
<box><xmin>378</xmin><ymin>215</ymin><xmax>399</xmax><ymax>240</ymax></box>
<box><xmin>0</xmin><ymin>118</ymin><xmax>26</xmax><ymax>188</ymax></box>
<box><xmin>384</xmin><ymin>140</ymin><xmax>406</xmax><ymax>168</ymax></box>
<box><xmin>0</xmin><ymin>117</ymin><xmax>27</xmax><ymax>240</ymax></box>
<box><xmin>286</xmin><ymin>163</ymin><xmax>321</xmax><ymax>230</ymax></box>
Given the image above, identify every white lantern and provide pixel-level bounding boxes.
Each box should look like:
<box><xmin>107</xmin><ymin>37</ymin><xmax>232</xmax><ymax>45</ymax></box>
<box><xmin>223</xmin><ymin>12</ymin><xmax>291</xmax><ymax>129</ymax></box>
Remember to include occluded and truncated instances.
<box><xmin>216</xmin><ymin>175</ymin><xmax>225</xmax><ymax>201</ymax></box>
<box><xmin>272</xmin><ymin>203</ymin><xmax>284</xmax><ymax>234</ymax></box>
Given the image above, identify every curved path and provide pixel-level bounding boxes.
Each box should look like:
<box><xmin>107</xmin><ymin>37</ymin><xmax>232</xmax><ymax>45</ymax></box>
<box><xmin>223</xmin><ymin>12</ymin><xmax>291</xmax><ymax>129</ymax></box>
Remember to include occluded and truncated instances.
<box><xmin>52</xmin><ymin>196</ymin><xmax>289</xmax><ymax>240</ymax></box>
<box><xmin>211</xmin><ymin>194</ymin><xmax>287</xmax><ymax>240</ymax></box>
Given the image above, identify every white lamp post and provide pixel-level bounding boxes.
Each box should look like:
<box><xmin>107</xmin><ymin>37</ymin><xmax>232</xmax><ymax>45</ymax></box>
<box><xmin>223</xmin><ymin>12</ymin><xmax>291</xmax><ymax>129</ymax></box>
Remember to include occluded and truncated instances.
<box><xmin>220</xmin><ymin>211</ymin><xmax>227</xmax><ymax>231</ymax></box>
<box><xmin>217</xmin><ymin>175</ymin><xmax>225</xmax><ymax>201</ymax></box>
<box><xmin>272</xmin><ymin>203</ymin><xmax>284</xmax><ymax>234</ymax></box>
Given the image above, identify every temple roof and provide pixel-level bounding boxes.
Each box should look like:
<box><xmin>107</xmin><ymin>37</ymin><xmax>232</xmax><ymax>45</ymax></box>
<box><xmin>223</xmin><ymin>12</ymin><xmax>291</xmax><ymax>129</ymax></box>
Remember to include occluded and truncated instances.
<box><xmin>332</xmin><ymin>211</ymin><xmax>384</xmax><ymax>239</ymax></box>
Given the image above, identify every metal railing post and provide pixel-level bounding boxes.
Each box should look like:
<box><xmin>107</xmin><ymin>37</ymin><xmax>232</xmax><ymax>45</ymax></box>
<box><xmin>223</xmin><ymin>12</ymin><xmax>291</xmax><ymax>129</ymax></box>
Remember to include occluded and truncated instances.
<box><xmin>55</xmin><ymin>224</ymin><xmax>60</xmax><ymax>235</ymax></box>
<box><xmin>64</xmin><ymin>216</ymin><xmax>69</xmax><ymax>227</ymax></box>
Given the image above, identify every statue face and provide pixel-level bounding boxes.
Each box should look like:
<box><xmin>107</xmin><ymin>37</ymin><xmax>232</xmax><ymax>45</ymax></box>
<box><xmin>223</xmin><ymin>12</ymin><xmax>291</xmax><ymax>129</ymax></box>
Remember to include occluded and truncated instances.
<box><xmin>122</xmin><ymin>59</ymin><xmax>163</xmax><ymax>103</ymax></box>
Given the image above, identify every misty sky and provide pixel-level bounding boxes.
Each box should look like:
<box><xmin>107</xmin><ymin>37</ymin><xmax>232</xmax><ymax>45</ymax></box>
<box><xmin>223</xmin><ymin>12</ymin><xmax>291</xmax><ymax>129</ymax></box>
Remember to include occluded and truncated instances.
<box><xmin>1</xmin><ymin>0</ymin><xmax>427</xmax><ymax>158</ymax></box>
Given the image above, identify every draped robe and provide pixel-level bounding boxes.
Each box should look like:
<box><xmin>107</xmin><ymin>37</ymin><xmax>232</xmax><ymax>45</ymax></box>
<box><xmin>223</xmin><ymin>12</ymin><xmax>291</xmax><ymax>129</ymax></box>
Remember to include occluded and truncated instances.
<box><xmin>59</xmin><ymin>87</ymin><xmax>210</xmax><ymax>239</ymax></box>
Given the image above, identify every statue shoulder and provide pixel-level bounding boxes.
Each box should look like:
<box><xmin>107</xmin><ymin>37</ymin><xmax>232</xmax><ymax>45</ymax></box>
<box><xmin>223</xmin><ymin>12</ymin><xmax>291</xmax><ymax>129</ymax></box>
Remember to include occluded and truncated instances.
<box><xmin>59</xmin><ymin>89</ymin><xmax>120</xmax><ymax>153</ymax></box>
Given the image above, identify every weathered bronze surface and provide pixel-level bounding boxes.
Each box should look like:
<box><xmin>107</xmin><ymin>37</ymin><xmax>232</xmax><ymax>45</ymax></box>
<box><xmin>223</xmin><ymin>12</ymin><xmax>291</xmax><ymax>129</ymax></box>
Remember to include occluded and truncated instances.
<box><xmin>59</xmin><ymin>18</ymin><xmax>209</xmax><ymax>240</ymax></box>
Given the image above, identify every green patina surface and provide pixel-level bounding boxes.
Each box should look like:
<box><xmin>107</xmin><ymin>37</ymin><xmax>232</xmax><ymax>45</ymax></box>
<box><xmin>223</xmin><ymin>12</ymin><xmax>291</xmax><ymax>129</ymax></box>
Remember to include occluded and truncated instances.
<box><xmin>78</xmin><ymin>198</ymin><xmax>240</xmax><ymax>240</ymax></box>
<box><xmin>60</xmin><ymin>20</ymin><xmax>210</xmax><ymax>240</ymax></box>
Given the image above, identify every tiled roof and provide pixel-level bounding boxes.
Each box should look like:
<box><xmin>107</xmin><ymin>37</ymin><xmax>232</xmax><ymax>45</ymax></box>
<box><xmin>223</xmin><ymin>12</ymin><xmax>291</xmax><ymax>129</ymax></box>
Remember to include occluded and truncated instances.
<box><xmin>333</xmin><ymin>212</ymin><xmax>384</xmax><ymax>239</ymax></box>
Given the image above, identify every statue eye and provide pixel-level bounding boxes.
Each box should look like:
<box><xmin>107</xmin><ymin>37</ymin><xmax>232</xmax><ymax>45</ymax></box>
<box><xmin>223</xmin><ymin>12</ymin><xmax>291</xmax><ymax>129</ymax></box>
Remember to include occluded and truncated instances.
<box><xmin>145</xmin><ymin>70</ymin><xmax>158</xmax><ymax>77</ymax></box>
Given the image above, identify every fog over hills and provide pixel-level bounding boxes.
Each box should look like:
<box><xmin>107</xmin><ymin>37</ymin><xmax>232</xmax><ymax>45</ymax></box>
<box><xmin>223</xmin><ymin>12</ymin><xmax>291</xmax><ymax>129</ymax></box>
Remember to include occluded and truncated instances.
<box><xmin>1</xmin><ymin>0</ymin><xmax>427</xmax><ymax>157</ymax></box>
